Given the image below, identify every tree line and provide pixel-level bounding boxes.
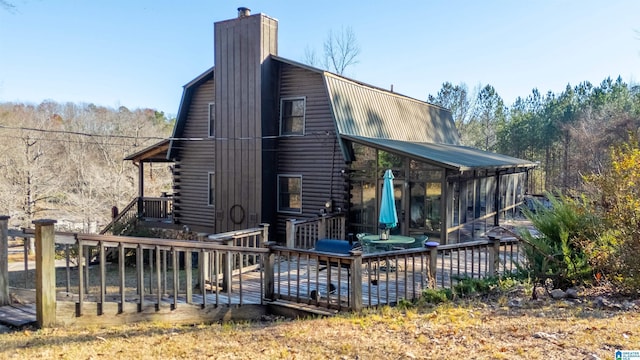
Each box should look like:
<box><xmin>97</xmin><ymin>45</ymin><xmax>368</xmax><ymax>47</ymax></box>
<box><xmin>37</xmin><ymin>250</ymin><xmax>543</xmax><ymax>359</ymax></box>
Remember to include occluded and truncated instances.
<box><xmin>427</xmin><ymin>76</ymin><xmax>640</xmax><ymax>194</ymax></box>
<box><xmin>0</xmin><ymin>101</ymin><xmax>174</xmax><ymax>230</ymax></box>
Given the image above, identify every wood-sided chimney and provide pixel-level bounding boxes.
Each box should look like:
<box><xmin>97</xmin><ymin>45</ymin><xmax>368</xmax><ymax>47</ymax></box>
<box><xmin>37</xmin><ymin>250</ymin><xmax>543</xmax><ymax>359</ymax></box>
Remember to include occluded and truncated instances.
<box><xmin>213</xmin><ymin>9</ymin><xmax>278</xmax><ymax>232</ymax></box>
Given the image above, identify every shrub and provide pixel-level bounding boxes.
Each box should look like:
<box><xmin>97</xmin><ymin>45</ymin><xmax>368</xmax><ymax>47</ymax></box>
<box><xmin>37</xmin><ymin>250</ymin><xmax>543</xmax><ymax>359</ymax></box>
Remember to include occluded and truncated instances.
<box><xmin>519</xmin><ymin>193</ymin><xmax>599</xmax><ymax>287</ymax></box>
<box><xmin>583</xmin><ymin>137</ymin><xmax>640</xmax><ymax>291</ymax></box>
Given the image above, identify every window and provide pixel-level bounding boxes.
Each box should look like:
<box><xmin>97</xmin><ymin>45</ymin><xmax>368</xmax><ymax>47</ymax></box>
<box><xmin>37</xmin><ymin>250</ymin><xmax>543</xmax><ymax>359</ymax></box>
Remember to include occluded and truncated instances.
<box><xmin>278</xmin><ymin>175</ymin><xmax>302</xmax><ymax>213</ymax></box>
<box><xmin>208</xmin><ymin>172</ymin><xmax>215</xmax><ymax>206</ymax></box>
<box><xmin>208</xmin><ymin>103</ymin><xmax>215</xmax><ymax>137</ymax></box>
<box><xmin>280</xmin><ymin>97</ymin><xmax>305</xmax><ymax>136</ymax></box>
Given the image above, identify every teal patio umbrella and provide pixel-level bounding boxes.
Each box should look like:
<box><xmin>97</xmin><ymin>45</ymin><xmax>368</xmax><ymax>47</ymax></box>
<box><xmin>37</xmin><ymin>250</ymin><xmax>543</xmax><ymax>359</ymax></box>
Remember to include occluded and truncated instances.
<box><xmin>378</xmin><ymin>169</ymin><xmax>398</xmax><ymax>234</ymax></box>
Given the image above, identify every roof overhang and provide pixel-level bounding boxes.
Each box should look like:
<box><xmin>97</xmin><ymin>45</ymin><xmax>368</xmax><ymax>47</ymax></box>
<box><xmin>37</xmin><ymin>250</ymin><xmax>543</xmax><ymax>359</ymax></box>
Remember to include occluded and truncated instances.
<box><xmin>124</xmin><ymin>139</ymin><xmax>171</xmax><ymax>164</ymax></box>
<box><xmin>340</xmin><ymin>134</ymin><xmax>538</xmax><ymax>171</ymax></box>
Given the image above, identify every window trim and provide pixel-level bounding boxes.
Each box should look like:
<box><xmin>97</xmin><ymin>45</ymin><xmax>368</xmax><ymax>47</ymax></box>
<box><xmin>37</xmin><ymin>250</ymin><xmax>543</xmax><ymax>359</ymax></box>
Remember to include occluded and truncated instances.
<box><xmin>207</xmin><ymin>171</ymin><xmax>215</xmax><ymax>206</ymax></box>
<box><xmin>277</xmin><ymin>174</ymin><xmax>303</xmax><ymax>214</ymax></box>
<box><xmin>208</xmin><ymin>102</ymin><xmax>215</xmax><ymax>138</ymax></box>
<box><xmin>279</xmin><ymin>96</ymin><xmax>306</xmax><ymax>136</ymax></box>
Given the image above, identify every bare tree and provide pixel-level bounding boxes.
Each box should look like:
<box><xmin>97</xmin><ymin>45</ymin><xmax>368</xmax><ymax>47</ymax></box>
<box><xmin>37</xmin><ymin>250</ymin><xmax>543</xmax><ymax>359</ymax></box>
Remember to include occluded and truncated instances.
<box><xmin>0</xmin><ymin>100</ymin><xmax>173</xmax><ymax>231</ymax></box>
<box><xmin>303</xmin><ymin>26</ymin><xmax>361</xmax><ymax>75</ymax></box>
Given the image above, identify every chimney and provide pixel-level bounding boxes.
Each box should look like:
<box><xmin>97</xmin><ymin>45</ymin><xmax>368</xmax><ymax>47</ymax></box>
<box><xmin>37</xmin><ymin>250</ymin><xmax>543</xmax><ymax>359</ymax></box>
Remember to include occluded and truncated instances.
<box><xmin>237</xmin><ymin>7</ymin><xmax>251</xmax><ymax>18</ymax></box>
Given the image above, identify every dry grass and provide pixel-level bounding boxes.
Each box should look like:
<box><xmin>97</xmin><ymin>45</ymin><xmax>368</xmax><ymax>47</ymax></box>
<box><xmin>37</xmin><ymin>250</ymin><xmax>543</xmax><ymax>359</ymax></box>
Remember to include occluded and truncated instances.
<box><xmin>0</xmin><ymin>297</ymin><xmax>638</xmax><ymax>359</ymax></box>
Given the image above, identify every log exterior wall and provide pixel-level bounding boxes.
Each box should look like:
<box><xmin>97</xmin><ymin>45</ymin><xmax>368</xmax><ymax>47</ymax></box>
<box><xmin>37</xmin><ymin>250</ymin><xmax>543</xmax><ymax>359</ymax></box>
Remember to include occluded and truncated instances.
<box><xmin>173</xmin><ymin>78</ymin><xmax>216</xmax><ymax>231</ymax></box>
<box><xmin>275</xmin><ymin>63</ymin><xmax>348</xmax><ymax>237</ymax></box>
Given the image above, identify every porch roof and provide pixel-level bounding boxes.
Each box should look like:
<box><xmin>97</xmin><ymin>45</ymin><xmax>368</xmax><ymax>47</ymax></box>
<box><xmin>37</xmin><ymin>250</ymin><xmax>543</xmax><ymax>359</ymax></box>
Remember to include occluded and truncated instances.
<box><xmin>124</xmin><ymin>139</ymin><xmax>171</xmax><ymax>164</ymax></box>
<box><xmin>341</xmin><ymin>134</ymin><xmax>537</xmax><ymax>171</ymax></box>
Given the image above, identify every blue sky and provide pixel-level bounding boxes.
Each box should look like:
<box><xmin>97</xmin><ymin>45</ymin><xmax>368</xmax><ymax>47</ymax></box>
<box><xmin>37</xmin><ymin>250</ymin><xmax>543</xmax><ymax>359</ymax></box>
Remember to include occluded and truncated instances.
<box><xmin>1</xmin><ymin>1</ymin><xmax>639</xmax><ymax>116</ymax></box>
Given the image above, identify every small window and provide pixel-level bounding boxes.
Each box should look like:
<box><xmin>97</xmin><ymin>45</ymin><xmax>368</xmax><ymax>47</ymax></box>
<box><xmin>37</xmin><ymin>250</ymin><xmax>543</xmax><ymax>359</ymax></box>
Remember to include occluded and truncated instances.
<box><xmin>278</xmin><ymin>175</ymin><xmax>302</xmax><ymax>213</ymax></box>
<box><xmin>280</xmin><ymin>97</ymin><xmax>305</xmax><ymax>136</ymax></box>
<box><xmin>208</xmin><ymin>172</ymin><xmax>215</xmax><ymax>206</ymax></box>
<box><xmin>208</xmin><ymin>103</ymin><xmax>215</xmax><ymax>137</ymax></box>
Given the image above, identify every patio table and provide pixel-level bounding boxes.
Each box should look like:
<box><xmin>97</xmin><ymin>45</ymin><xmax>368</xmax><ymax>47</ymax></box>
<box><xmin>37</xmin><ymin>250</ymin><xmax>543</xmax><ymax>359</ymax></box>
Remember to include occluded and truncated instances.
<box><xmin>361</xmin><ymin>235</ymin><xmax>415</xmax><ymax>251</ymax></box>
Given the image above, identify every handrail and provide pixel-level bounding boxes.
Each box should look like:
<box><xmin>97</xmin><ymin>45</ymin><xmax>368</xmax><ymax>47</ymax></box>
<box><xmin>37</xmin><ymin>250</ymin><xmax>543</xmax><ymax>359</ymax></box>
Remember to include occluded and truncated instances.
<box><xmin>285</xmin><ymin>214</ymin><xmax>346</xmax><ymax>249</ymax></box>
<box><xmin>99</xmin><ymin>198</ymin><xmax>138</xmax><ymax>235</ymax></box>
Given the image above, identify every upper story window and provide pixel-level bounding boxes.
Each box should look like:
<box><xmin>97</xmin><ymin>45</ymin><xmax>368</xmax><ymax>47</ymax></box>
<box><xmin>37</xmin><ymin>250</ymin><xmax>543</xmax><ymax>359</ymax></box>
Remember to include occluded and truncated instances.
<box><xmin>280</xmin><ymin>97</ymin><xmax>305</xmax><ymax>136</ymax></box>
<box><xmin>208</xmin><ymin>103</ymin><xmax>215</xmax><ymax>137</ymax></box>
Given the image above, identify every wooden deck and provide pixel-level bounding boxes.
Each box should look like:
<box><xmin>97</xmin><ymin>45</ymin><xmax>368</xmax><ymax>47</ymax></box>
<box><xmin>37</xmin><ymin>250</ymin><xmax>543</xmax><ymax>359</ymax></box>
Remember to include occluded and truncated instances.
<box><xmin>1</xmin><ymin>241</ymin><xmax>519</xmax><ymax>327</ymax></box>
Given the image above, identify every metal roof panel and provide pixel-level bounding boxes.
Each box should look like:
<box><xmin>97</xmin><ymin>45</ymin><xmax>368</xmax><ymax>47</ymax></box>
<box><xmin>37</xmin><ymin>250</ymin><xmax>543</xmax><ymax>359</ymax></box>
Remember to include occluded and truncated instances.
<box><xmin>342</xmin><ymin>135</ymin><xmax>537</xmax><ymax>171</ymax></box>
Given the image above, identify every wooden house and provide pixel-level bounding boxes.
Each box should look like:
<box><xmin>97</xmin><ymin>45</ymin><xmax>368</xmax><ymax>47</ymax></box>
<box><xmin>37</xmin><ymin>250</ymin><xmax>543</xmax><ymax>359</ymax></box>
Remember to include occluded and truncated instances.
<box><xmin>127</xmin><ymin>8</ymin><xmax>536</xmax><ymax>244</ymax></box>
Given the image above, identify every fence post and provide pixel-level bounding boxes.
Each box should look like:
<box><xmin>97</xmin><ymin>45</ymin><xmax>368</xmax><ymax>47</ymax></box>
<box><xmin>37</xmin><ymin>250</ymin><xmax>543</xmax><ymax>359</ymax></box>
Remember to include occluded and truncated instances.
<box><xmin>349</xmin><ymin>249</ymin><xmax>363</xmax><ymax>311</ymax></box>
<box><xmin>285</xmin><ymin>219</ymin><xmax>295</xmax><ymax>248</ymax></box>
<box><xmin>339</xmin><ymin>215</ymin><xmax>346</xmax><ymax>240</ymax></box>
<box><xmin>425</xmin><ymin>242</ymin><xmax>438</xmax><ymax>289</ymax></box>
<box><xmin>259</xmin><ymin>223</ymin><xmax>270</xmax><ymax>245</ymax></box>
<box><xmin>0</xmin><ymin>215</ymin><xmax>9</xmax><ymax>306</ymax></box>
<box><xmin>263</xmin><ymin>242</ymin><xmax>276</xmax><ymax>301</ymax></box>
<box><xmin>34</xmin><ymin>219</ymin><xmax>57</xmax><ymax>328</ymax></box>
<box><xmin>318</xmin><ymin>216</ymin><xmax>327</xmax><ymax>240</ymax></box>
<box><xmin>488</xmin><ymin>235</ymin><xmax>501</xmax><ymax>276</ymax></box>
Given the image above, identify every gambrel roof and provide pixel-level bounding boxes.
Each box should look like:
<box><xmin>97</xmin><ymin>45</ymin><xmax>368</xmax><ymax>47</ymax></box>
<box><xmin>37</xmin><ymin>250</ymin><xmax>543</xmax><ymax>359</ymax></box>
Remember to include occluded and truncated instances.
<box><xmin>163</xmin><ymin>55</ymin><xmax>536</xmax><ymax>171</ymax></box>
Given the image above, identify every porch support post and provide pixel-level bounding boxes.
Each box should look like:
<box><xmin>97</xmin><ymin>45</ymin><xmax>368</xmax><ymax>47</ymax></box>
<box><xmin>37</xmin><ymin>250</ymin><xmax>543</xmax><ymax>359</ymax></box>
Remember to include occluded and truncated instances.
<box><xmin>137</xmin><ymin>162</ymin><xmax>144</xmax><ymax>218</ymax></box>
<box><xmin>0</xmin><ymin>215</ymin><xmax>9</xmax><ymax>306</ymax></box>
<box><xmin>440</xmin><ymin>171</ymin><xmax>448</xmax><ymax>244</ymax></box>
<box><xmin>34</xmin><ymin>219</ymin><xmax>57</xmax><ymax>328</ymax></box>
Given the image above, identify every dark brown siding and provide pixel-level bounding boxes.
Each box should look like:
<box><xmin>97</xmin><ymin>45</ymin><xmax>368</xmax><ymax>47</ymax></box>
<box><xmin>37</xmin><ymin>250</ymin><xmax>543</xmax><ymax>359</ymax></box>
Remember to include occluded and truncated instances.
<box><xmin>173</xmin><ymin>79</ymin><xmax>215</xmax><ymax>231</ymax></box>
<box><xmin>275</xmin><ymin>63</ymin><xmax>348</xmax><ymax>239</ymax></box>
<box><xmin>214</xmin><ymin>14</ymin><xmax>278</xmax><ymax>232</ymax></box>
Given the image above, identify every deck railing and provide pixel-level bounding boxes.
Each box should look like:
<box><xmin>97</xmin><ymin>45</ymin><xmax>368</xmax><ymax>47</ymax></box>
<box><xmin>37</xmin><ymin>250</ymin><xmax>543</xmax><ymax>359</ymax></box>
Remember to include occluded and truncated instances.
<box><xmin>2</xmin><ymin>219</ymin><xmax>270</xmax><ymax>328</ymax></box>
<box><xmin>100</xmin><ymin>196</ymin><xmax>173</xmax><ymax>235</ymax></box>
<box><xmin>285</xmin><ymin>214</ymin><xmax>346</xmax><ymax>249</ymax></box>
<box><xmin>1</xmin><ymin>217</ymin><xmax>522</xmax><ymax>328</ymax></box>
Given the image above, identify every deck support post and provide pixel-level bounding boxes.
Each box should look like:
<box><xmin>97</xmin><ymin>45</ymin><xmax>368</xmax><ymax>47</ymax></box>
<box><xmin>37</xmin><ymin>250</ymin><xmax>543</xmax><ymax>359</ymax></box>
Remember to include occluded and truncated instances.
<box><xmin>425</xmin><ymin>242</ymin><xmax>438</xmax><ymax>288</ymax></box>
<box><xmin>0</xmin><ymin>215</ymin><xmax>9</xmax><ymax>306</ymax></box>
<box><xmin>263</xmin><ymin>242</ymin><xmax>276</xmax><ymax>301</ymax></box>
<box><xmin>349</xmin><ymin>250</ymin><xmax>363</xmax><ymax>311</ymax></box>
<box><xmin>259</xmin><ymin>223</ymin><xmax>270</xmax><ymax>245</ymax></box>
<box><xmin>488</xmin><ymin>235</ymin><xmax>501</xmax><ymax>276</ymax></box>
<box><xmin>318</xmin><ymin>216</ymin><xmax>327</xmax><ymax>239</ymax></box>
<box><xmin>34</xmin><ymin>219</ymin><xmax>57</xmax><ymax>328</ymax></box>
<box><xmin>285</xmin><ymin>219</ymin><xmax>295</xmax><ymax>248</ymax></box>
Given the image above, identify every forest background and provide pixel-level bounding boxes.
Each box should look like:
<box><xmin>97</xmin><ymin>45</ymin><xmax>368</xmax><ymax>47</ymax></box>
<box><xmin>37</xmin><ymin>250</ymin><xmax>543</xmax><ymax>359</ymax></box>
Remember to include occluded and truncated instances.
<box><xmin>0</xmin><ymin>75</ymin><xmax>638</xmax><ymax>231</ymax></box>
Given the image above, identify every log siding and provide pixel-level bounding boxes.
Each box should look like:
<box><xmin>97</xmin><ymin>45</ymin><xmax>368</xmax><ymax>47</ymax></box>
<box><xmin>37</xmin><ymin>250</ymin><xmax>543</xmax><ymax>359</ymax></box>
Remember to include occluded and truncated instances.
<box><xmin>275</xmin><ymin>63</ymin><xmax>348</xmax><ymax>238</ymax></box>
<box><xmin>173</xmin><ymin>79</ymin><xmax>215</xmax><ymax>231</ymax></box>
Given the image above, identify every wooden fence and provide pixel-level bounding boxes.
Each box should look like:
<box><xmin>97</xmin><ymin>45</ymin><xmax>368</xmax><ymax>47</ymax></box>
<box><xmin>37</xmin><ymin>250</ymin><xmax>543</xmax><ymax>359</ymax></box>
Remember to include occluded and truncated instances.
<box><xmin>1</xmin><ymin>216</ymin><xmax>522</xmax><ymax>329</ymax></box>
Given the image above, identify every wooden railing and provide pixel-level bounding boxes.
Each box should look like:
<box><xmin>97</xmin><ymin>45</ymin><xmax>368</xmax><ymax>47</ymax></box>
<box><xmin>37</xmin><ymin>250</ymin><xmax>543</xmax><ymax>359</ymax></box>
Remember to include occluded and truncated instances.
<box><xmin>285</xmin><ymin>214</ymin><xmax>346</xmax><ymax>249</ymax></box>
<box><xmin>2</xmin><ymin>219</ymin><xmax>270</xmax><ymax>328</ymax></box>
<box><xmin>433</xmin><ymin>237</ymin><xmax>521</xmax><ymax>289</ymax></box>
<box><xmin>141</xmin><ymin>196</ymin><xmax>173</xmax><ymax>220</ymax></box>
<box><xmin>100</xmin><ymin>198</ymin><xmax>139</xmax><ymax>235</ymax></box>
<box><xmin>1</xmin><ymin>216</ymin><xmax>522</xmax><ymax>328</ymax></box>
<box><xmin>100</xmin><ymin>196</ymin><xmax>173</xmax><ymax>235</ymax></box>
